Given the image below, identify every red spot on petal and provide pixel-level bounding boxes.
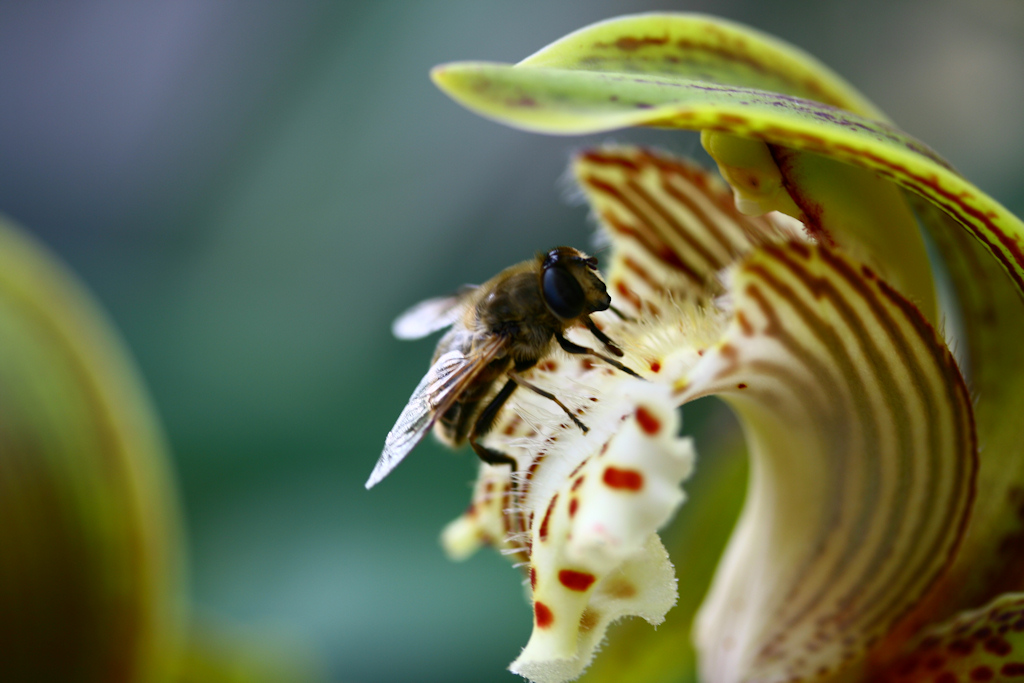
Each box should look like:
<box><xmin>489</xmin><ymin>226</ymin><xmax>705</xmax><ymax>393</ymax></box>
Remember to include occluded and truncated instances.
<box><xmin>893</xmin><ymin>656</ymin><xmax>919</xmax><ymax>676</ymax></box>
<box><xmin>971</xmin><ymin>665</ymin><xmax>994</xmax><ymax>681</ymax></box>
<box><xmin>986</xmin><ymin>637</ymin><xmax>1012</xmax><ymax>657</ymax></box>
<box><xmin>615</xmin><ymin>281</ymin><xmax>643</xmax><ymax>311</ymax></box>
<box><xmin>534</xmin><ymin>601</ymin><xmax>553</xmax><ymax>628</ymax></box>
<box><xmin>635</xmin><ymin>406</ymin><xmax>660</xmax><ymax>435</ymax></box>
<box><xmin>559</xmin><ymin>569</ymin><xmax>596</xmax><ymax>592</ymax></box>
<box><xmin>539</xmin><ymin>493</ymin><xmax>558</xmax><ymax>541</ymax></box>
<box><xmin>736</xmin><ymin>310</ymin><xmax>754</xmax><ymax>336</ymax></box>
<box><xmin>611</xmin><ymin>35</ymin><xmax>669</xmax><ymax>51</ymax></box>
<box><xmin>571</xmin><ymin>476</ymin><xmax>585</xmax><ymax>491</ymax></box>
<box><xmin>649</xmin><ymin>360</ymin><xmax>661</xmax><ymax>373</ymax></box>
<box><xmin>530</xmin><ymin>566</ymin><xmax>537</xmax><ymax>590</ymax></box>
<box><xmin>737</xmin><ymin>383</ymin><xmax>748</xmax><ymax>389</ymax></box>
<box><xmin>1002</xmin><ymin>662</ymin><xmax>1024</xmax><ymax>676</ymax></box>
<box><xmin>502</xmin><ymin>414</ymin><xmax>522</xmax><ymax>436</ymax></box>
<box><xmin>579</xmin><ymin>608</ymin><xmax>599</xmax><ymax>632</ymax></box>
<box><xmin>604</xmin><ymin>577</ymin><xmax>636</xmax><ymax>598</ymax></box>
<box><xmin>603</xmin><ymin>466</ymin><xmax>644</xmax><ymax>491</ymax></box>
<box><xmin>569</xmin><ymin>498</ymin><xmax>578</xmax><ymax>518</ymax></box>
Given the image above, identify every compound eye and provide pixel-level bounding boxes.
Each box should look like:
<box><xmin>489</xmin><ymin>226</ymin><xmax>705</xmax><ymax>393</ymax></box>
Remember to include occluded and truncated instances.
<box><xmin>542</xmin><ymin>265</ymin><xmax>585</xmax><ymax>319</ymax></box>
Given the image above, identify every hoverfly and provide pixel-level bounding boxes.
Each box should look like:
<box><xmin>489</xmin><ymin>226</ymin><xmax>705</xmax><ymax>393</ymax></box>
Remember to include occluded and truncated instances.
<box><xmin>365</xmin><ymin>246</ymin><xmax>639</xmax><ymax>489</ymax></box>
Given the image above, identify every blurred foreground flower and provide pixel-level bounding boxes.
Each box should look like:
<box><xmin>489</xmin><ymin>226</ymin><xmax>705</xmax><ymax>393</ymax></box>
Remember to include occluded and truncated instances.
<box><xmin>0</xmin><ymin>216</ymin><xmax>185</xmax><ymax>681</ymax></box>
<box><xmin>0</xmin><ymin>221</ymin><xmax>323</xmax><ymax>682</ymax></box>
<box><xmin>427</xmin><ymin>13</ymin><xmax>1024</xmax><ymax>683</ymax></box>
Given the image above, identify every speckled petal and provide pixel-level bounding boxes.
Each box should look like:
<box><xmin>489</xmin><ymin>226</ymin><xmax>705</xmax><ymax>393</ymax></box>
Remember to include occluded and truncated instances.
<box><xmin>509</xmin><ymin>381</ymin><xmax>694</xmax><ymax>683</ymax></box>
<box><xmin>441</xmin><ymin>463</ymin><xmax>516</xmax><ymax>561</ymax></box>
<box><xmin>879</xmin><ymin>593</ymin><xmax>1024</xmax><ymax>682</ymax></box>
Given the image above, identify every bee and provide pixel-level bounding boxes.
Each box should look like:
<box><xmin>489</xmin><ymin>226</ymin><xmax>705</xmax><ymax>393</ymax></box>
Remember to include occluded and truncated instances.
<box><xmin>365</xmin><ymin>246</ymin><xmax>639</xmax><ymax>489</ymax></box>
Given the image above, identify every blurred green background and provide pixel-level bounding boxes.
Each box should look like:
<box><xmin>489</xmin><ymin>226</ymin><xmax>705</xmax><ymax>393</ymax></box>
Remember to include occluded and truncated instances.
<box><xmin>0</xmin><ymin>1</ymin><xmax>1021</xmax><ymax>681</ymax></box>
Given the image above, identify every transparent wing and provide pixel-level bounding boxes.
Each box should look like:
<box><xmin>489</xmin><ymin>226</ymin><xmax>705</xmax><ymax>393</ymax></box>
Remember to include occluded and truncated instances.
<box><xmin>391</xmin><ymin>285</ymin><xmax>478</xmax><ymax>340</ymax></box>
<box><xmin>365</xmin><ymin>336</ymin><xmax>504</xmax><ymax>489</ymax></box>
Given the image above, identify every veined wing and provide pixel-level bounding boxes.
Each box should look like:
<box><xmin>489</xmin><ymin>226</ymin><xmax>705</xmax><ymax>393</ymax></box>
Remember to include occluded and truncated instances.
<box><xmin>365</xmin><ymin>335</ymin><xmax>505</xmax><ymax>489</ymax></box>
<box><xmin>391</xmin><ymin>285</ymin><xmax>478</xmax><ymax>340</ymax></box>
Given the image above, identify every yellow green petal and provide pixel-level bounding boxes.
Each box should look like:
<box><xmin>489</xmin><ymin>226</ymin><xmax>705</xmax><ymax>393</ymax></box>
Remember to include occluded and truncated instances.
<box><xmin>702</xmin><ymin>135</ymin><xmax>937</xmax><ymax>325</ymax></box>
<box><xmin>432</xmin><ymin>14</ymin><xmax>1024</xmax><ymax>303</ymax></box>
<box><xmin>515</xmin><ymin>13</ymin><xmax>884</xmax><ymax>117</ymax></box>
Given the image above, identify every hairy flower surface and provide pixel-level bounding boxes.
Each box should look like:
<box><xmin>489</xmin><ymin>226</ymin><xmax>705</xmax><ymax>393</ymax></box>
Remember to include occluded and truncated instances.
<box><xmin>422</xmin><ymin>13</ymin><xmax>1024</xmax><ymax>683</ymax></box>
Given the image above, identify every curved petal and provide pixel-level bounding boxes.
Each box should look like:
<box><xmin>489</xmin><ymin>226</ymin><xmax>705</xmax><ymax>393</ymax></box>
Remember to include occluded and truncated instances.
<box><xmin>431</xmin><ymin>14</ymin><xmax>1024</xmax><ymax>302</ymax></box>
<box><xmin>930</xmin><ymin>207</ymin><xmax>1024</xmax><ymax>607</ymax></box>
<box><xmin>702</xmin><ymin>135</ymin><xmax>938</xmax><ymax>325</ymax></box>
<box><xmin>679</xmin><ymin>242</ymin><xmax>976</xmax><ymax>682</ymax></box>
<box><xmin>426</xmin><ymin>14</ymin><xmax>1024</xmax><ymax>683</ymax></box>
<box><xmin>514</xmin><ymin>13</ymin><xmax>884</xmax><ymax>118</ymax></box>
<box><xmin>876</xmin><ymin>202</ymin><xmax>1024</xmax><ymax>652</ymax></box>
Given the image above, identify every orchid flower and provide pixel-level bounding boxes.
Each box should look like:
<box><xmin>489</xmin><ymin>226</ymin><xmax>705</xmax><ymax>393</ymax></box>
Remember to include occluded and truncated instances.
<box><xmin>422</xmin><ymin>13</ymin><xmax>1024</xmax><ymax>683</ymax></box>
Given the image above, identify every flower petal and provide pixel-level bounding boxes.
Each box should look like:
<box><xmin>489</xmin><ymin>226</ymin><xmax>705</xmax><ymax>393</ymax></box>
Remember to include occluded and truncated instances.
<box><xmin>578</xmin><ymin>434</ymin><xmax>750</xmax><ymax>683</ymax></box>
<box><xmin>432</xmin><ymin>13</ymin><xmax>1024</xmax><ymax>303</ymax></box>
<box><xmin>702</xmin><ymin>135</ymin><xmax>938</xmax><ymax>326</ymax></box>
<box><xmin>573</xmin><ymin>146</ymin><xmax>800</xmax><ymax>309</ymax></box>
<box><xmin>514</xmin><ymin>13</ymin><xmax>883</xmax><ymax>117</ymax></box>
<box><xmin>880</xmin><ymin>202</ymin><xmax>1024</xmax><ymax>644</ymax></box>
<box><xmin>879</xmin><ymin>592</ymin><xmax>1024</xmax><ymax>682</ymax></box>
<box><xmin>459</xmin><ymin>378</ymin><xmax>695</xmax><ymax>683</ymax></box>
<box><xmin>678</xmin><ymin>242</ymin><xmax>976</xmax><ymax>682</ymax></box>
<box><xmin>441</xmin><ymin>463</ymin><xmax>516</xmax><ymax>562</ymax></box>
<box><xmin>509</xmin><ymin>381</ymin><xmax>692</xmax><ymax>683</ymax></box>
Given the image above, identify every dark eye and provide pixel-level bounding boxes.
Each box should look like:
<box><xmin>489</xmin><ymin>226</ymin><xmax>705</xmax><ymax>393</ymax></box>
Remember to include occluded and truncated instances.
<box><xmin>542</xmin><ymin>265</ymin><xmax>585</xmax><ymax>319</ymax></box>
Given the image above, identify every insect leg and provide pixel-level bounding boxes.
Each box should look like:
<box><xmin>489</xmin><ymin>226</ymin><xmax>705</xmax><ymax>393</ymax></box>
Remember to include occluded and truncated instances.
<box><xmin>556</xmin><ymin>331</ymin><xmax>642</xmax><ymax>378</ymax></box>
<box><xmin>468</xmin><ymin>379</ymin><xmax>519</xmax><ymax>469</ymax></box>
<box><xmin>584</xmin><ymin>317</ymin><xmax>624</xmax><ymax>357</ymax></box>
<box><xmin>507</xmin><ymin>371</ymin><xmax>588</xmax><ymax>433</ymax></box>
<box><xmin>609</xmin><ymin>305</ymin><xmax>634</xmax><ymax>322</ymax></box>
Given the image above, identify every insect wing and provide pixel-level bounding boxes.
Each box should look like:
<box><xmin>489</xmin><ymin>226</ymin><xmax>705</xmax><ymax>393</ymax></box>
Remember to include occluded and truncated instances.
<box><xmin>391</xmin><ymin>285</ymin><xmax>477</xmax><ymax>340</ymax></box>
<box><xmin>365</xmin><ymin>337</ymin><xmax>503</xmax><ymax>489</ymax></box>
